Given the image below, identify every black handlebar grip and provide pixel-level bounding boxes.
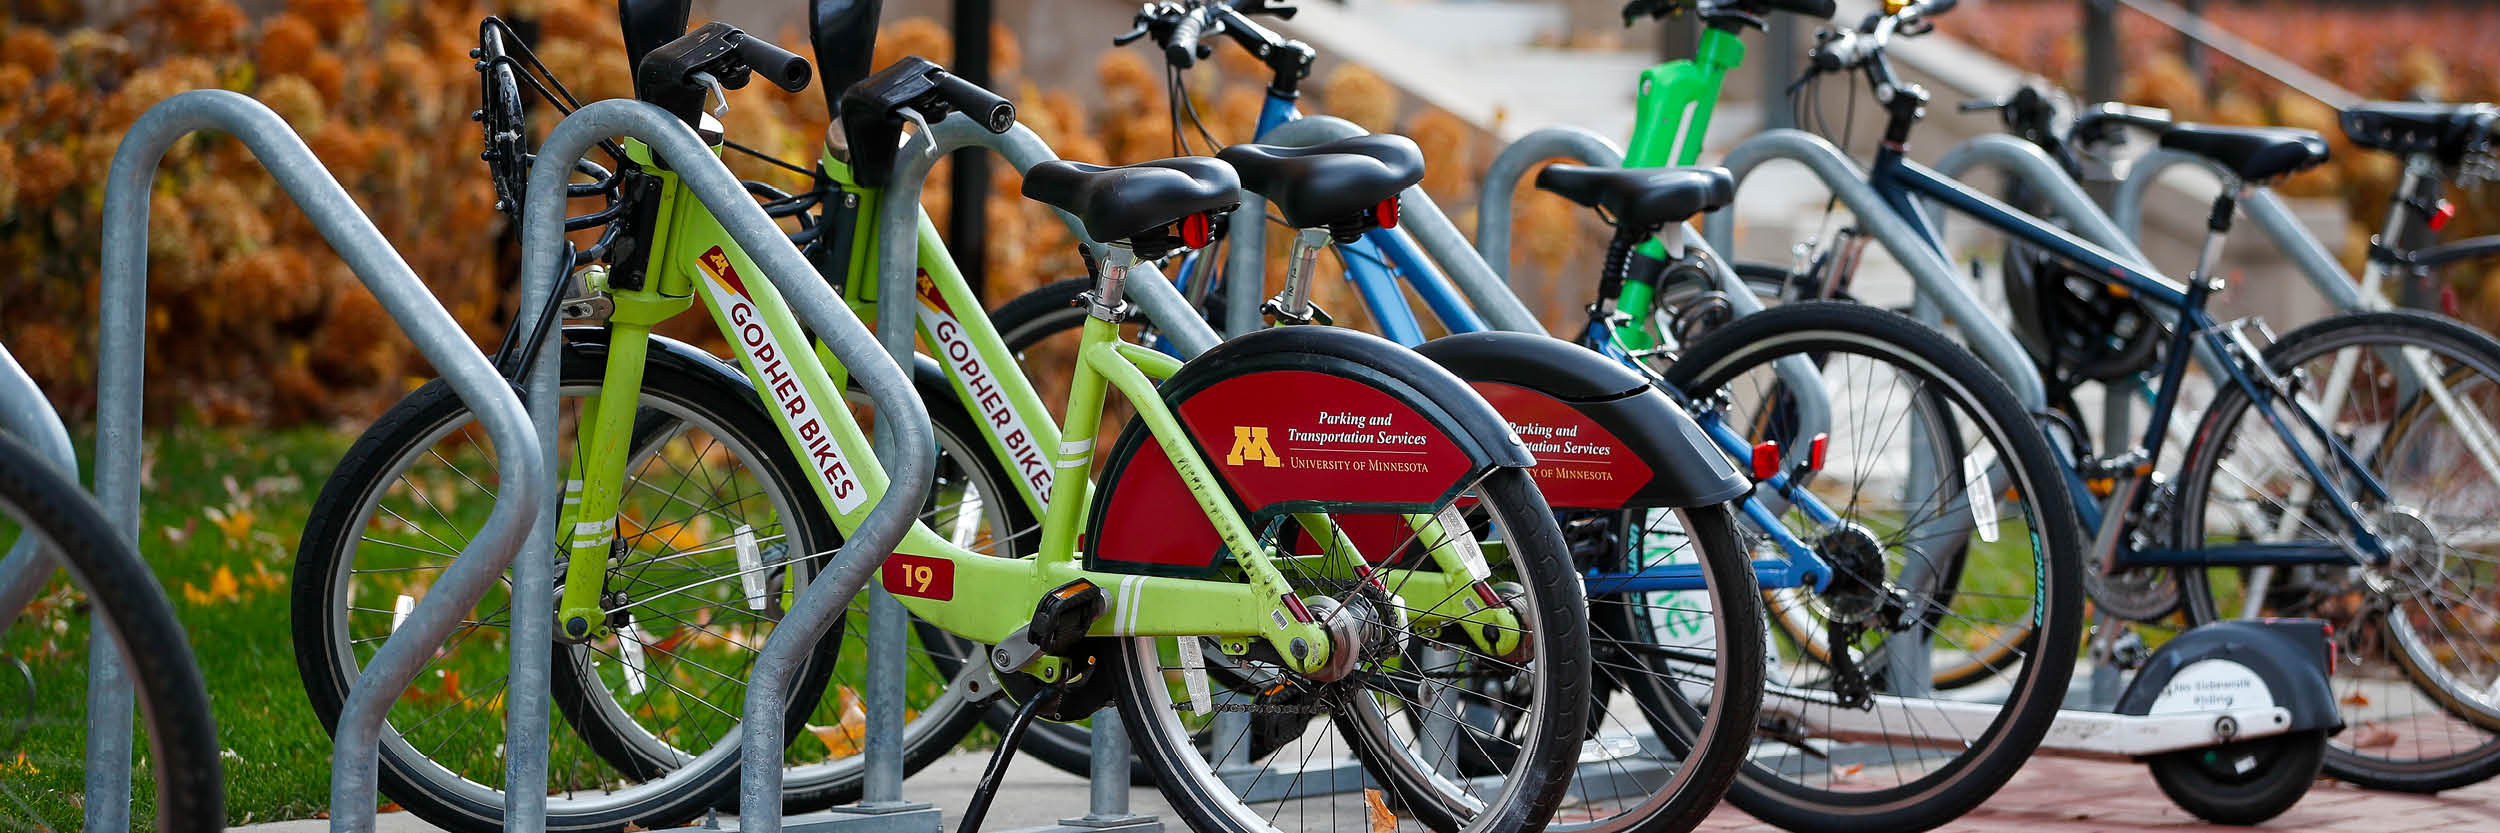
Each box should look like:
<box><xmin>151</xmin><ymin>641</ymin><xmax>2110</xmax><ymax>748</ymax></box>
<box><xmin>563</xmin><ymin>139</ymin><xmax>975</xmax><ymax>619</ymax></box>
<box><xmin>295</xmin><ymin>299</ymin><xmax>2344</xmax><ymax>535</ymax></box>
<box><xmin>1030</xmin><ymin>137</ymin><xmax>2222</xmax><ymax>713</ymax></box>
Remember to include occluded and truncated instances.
<box><xmin>1923</xmin><ymin>0</ymin><xmax>1959</xmax><ymax>15</ymax></box>
<box><xmin>932</xmin><ymin>71</ymin><xmax>1017</xmax><ymax>134</ymax></box>
<box><xmin>735</xmin><ymin>35</ymin><xmax>812</xmax><ymax>92</ymax></box>
<box><xmin>1166</xmin><ymin>4</ymin><xmax>1214</xmax><ymax>68</ymax></box>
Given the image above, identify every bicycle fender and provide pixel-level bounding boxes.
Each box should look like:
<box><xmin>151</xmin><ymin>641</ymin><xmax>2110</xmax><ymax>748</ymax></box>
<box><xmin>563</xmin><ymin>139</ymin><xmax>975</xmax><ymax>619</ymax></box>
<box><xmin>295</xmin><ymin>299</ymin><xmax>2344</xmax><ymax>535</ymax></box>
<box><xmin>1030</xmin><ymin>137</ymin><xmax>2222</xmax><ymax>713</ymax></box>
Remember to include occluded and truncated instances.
<box><xmin>2116</xmin><ymin>619</ymin><xmax>2343</xmax><ymax>737</ymax></box>
<box><xmin>1086</xmin><ymin>326</ymin><xmax>1530</xmax><ymax>577</ymax></box>
<box><xmin>1415</xmin><ymin>332</ymin><xmax>1748</xmax><ymax>509</ymax></box>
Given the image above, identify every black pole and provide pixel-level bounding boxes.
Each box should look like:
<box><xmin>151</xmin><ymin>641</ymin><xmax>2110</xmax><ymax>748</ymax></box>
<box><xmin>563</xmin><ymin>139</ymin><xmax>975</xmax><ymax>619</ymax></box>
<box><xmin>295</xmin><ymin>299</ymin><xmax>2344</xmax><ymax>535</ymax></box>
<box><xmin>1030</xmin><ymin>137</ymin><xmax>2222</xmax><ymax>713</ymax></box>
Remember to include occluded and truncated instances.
<box><xmin>2083</xmin><ymin>0</ymin><xmax>2119</xmax><ymax>104</ymax></box>
<box><xmin>2181</xmin><ymin>0</ymin><xmax>2209</xmax><ymax>100</ymax></box>
<box><xmin>951</xmin><ymin>0</ymin><xmax>995</xmax><ymax>302</ymax></box>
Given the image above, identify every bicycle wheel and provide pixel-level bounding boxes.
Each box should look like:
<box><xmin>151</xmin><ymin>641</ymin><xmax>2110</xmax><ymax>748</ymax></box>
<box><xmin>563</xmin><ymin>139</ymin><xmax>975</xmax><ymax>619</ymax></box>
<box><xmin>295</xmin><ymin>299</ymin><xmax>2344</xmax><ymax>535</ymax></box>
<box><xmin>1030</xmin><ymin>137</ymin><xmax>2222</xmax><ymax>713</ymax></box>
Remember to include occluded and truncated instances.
<box><xmin>1663</xmin><ymin>302</ymin><xmax>2086</xmax><ymax>833</ymax></box>
<box><xmin>1644</xmin><ymin>266</ymin><xmax>2023</xmax><ymax>692</ymax></box>
<box><xmin>1109</xmin><ymin>464</ymin><xmax>1591</xmax><ymax>833</ymax></box>
<box><xmin>291</xmin><ymin>334</ymin><xmax>1009</xmax><ymax>832</ymax></box>
<box><xmin>2173</xmin><ymin>310</ymin><xmax>2500</xmax><ymax>792</ymax></box>
<box><xmin>1573</xmin><ymin>503</ymin><xmax>1768</xmax><ymax>833</ymax></box>
<box><xmin>1393</xmin><ymin>502</ymin><xmax>1764</xmax><ymax>833</ymax></box>
<box><xmin>0</xmin><ymin>431</ymin><xmax>222</xmax><ymax>833</ymax></box>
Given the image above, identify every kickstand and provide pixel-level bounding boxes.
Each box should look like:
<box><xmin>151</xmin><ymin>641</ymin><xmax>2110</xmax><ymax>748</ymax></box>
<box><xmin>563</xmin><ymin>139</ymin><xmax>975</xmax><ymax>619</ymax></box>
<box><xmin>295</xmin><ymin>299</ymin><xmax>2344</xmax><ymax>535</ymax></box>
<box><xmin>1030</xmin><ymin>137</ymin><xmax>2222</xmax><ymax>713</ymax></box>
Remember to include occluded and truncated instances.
<box><xmin>957</xmin><ymin>689</ymin><xmax>1053</xmax><ymax>833</ymax></box>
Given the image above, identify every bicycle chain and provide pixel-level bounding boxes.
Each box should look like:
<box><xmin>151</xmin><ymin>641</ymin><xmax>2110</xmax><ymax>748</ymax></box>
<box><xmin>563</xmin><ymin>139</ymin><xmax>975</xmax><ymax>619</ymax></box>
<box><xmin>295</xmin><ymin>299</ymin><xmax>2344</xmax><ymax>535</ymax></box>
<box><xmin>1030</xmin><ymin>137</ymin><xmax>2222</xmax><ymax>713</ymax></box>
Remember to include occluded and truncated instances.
<box><xmin>1825</xmin><ymin>617</ymin><xmax>1874</xmax><ymax>710</ymax></box>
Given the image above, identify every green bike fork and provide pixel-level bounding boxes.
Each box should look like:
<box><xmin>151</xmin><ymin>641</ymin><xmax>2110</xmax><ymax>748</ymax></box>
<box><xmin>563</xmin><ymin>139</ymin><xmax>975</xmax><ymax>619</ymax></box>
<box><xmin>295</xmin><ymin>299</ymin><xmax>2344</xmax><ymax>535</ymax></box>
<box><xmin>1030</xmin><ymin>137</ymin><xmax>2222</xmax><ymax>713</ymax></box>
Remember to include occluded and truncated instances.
<box><xmin>1614</xmin><ymin>25</ymin><xmax>1749</xmax><ymax>351</ymax></box>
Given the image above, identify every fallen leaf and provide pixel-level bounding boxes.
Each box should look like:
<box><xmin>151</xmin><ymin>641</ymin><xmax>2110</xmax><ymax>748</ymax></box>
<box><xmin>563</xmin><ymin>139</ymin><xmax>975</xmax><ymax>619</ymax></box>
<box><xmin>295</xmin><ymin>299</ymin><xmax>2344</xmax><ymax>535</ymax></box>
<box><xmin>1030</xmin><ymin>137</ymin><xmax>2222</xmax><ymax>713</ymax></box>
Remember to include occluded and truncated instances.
<box><xmin>2347</xmin><ymin>721</ymin><xmax>2398</xmax><ymax>749</ymax></box>
<box><xmin>1364</xmin><ymin>788</ymin><xmax>1397</xmax><ymax>833</ymax></box>
<box><xmin>208</xmin><ymin>505</ymin><xmax>256</xmax><ymax>541</ymax></box>
<box><xmin>805</xmin><ymin>686</ymin><xmax>870</xmax><ymax>758</ymax></box>
<box><xmin>2340</xmin><ymin>691</ymin><xmax>2371</xmax><ymax>707</ymax></box>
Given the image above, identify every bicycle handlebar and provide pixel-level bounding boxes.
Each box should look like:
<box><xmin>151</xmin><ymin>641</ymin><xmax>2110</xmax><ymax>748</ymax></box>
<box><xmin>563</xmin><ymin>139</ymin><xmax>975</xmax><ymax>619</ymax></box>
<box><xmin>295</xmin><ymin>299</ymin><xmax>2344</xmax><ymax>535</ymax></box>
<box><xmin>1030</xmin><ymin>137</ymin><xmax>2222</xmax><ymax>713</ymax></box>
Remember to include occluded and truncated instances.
<box><xmin>734</xmin><ymin>35</ymin><xmax>811</xmax><ymax>93</ymax></box>
<box><xmin>1166</xmin><ymin>2</ymin><xmax>1217</xmax><ymax>68</ymax></box>
<box><xmin>931</xmin><ymin>70</ymin><xmax>1017</xmax><ymax>134</ymax></box>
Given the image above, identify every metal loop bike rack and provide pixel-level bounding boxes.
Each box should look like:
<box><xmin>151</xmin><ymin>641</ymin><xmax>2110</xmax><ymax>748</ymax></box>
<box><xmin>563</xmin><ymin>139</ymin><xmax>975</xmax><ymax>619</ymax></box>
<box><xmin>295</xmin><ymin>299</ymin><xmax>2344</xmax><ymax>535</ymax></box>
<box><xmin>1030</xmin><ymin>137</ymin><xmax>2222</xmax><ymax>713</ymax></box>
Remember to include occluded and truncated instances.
<box><xmin>510</xmin><ymin>98</ymin><xmax>937</xmax><ymax>833</ymax></box>
<box><xmin>867</xmin><ymin>113</ymin><xmax>1169</xmax><ymax>833</ymax></box>
<box><xmin>0</xmin><ymin>344</ymin><xmax>83</xmax><ymax>633</ymax></box>
<box><xmin>1703</xmin><ymin>128</ymin><xmax>2051</xmax><ymax>409</ymax></box>
<box><xmin>2110</xmin><ymin>148</ymin><xmax>2368</xmax><ymax>310</ymax></box>
<box><xmin>1474</xmin><ymin>125</ymin><xmax>1627</xmax><ymax>279</ymax></box>
<box><xmin>77</xmin><ymin>89</ymin><xmax>553</xmax><ymax>833</ymax></box>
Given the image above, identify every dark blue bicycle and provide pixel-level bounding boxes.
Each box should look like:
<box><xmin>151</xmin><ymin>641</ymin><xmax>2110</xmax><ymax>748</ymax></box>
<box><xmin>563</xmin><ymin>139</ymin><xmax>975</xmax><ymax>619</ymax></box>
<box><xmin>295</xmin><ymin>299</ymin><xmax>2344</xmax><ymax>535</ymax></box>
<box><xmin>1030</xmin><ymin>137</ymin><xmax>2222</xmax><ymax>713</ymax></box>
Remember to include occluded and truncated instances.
<box><xmin>1668</xmin><ymin>1</ymin><xmax>2500</xmax><ymax>824</ymax></box>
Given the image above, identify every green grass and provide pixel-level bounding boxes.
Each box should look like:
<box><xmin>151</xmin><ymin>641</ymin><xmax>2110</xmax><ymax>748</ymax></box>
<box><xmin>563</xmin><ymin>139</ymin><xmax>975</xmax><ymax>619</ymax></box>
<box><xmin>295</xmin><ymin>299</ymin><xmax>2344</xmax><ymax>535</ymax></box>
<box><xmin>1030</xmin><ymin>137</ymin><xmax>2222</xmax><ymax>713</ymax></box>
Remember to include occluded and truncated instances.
<box><xmin>3</xmin><ymin>423</ymin><xmax>999</xmax><ymax>830</ymax></box>
<box><xmin>4</xmin><ymin>426</ymin><xmax>355</xmax><ymax>827</ymax></box>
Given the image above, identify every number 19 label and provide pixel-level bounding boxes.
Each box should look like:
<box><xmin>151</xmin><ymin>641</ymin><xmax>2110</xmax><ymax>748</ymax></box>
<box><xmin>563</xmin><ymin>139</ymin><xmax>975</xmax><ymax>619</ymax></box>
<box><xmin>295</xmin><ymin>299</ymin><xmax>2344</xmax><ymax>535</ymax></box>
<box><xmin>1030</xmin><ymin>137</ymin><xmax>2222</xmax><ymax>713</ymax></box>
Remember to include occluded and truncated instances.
<box><xmin>883</xmin><ymin>554</ymin><xmax>956</xmax><ymax>601</ymax></box>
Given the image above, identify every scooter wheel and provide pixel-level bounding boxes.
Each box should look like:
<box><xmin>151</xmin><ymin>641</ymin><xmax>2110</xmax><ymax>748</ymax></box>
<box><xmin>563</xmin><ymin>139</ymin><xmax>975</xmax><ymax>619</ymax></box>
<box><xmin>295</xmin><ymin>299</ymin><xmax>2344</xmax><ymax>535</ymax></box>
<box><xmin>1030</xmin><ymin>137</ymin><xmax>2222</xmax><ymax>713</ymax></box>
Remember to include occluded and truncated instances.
<box><xmin>2147</xmin><ymin>729</ymin><xmax>2328</xmax><ymax>825</ymax></box>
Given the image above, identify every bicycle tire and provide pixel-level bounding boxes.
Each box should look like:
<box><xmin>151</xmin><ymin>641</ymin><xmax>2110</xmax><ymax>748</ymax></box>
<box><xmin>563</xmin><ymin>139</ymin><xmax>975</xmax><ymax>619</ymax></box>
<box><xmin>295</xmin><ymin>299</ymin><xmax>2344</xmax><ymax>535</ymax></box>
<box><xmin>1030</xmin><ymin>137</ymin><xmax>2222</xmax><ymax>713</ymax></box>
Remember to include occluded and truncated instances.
<box><xmin>2173</xmin><ymin>310</ymin><xmax>2500</xmax><ymax>793</ymax></box>
<box><xmin>0</xmin><ymin>431</ymin><xmax>223</xmax><ymax>833</ymax></box>
<box><xmin>1663</xmin><ymin>301</ymin><xmax>2086</xmax><ymax>833</ymax></box>
<box><xmin>292</xmin><ymin>334</ymin><xmax>1013</xmax><ymax>831</ymax></box>
<box><xmin>1110</xmin><ymin>465</ymin><xmax>1591</xmax><ymax>833</ymax></box>
<box><xmin>1584</xmin><ymin>502</ymin><xmax>1768</xmax><ymax>833</ymax></box>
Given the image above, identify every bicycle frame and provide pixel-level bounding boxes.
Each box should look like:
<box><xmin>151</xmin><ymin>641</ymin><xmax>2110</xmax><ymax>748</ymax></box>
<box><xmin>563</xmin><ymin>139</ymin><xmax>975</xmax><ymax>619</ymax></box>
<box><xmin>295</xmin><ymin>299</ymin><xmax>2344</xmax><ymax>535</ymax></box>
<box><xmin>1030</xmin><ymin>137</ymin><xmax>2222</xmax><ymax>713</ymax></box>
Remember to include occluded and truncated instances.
<box><xmin>547</xmin><ymin>138</ymin><xmax>1512</xmax><ymax>677</ymax></box>
<box><xmin>1867</xmin><ymin>148</ymin><xmax>2392</xmax><ymax>566</ymax></box>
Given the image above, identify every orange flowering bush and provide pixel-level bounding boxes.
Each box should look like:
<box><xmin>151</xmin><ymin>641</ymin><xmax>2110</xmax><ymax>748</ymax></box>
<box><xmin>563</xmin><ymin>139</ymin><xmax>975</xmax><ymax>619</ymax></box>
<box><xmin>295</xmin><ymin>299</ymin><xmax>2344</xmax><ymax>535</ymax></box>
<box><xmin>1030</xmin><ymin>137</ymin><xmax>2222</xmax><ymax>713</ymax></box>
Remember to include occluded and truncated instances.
<box><xmin>5</xmin><ymin>0</ymin><xmax>1572</xmax><ymax>427</ymax></box>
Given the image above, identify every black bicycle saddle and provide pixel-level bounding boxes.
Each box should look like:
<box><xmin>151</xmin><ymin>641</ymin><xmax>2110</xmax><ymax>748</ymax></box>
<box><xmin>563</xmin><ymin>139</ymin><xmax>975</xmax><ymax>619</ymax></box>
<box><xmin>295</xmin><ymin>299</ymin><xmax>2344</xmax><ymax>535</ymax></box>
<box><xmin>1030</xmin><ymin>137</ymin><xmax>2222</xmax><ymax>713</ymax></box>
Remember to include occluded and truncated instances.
<box><xmin>1217</xmin><ymin>134</ymin><xmax>1427</xmax><ymax>230</ymax></box>
<box><xmin>1022</xmin><ymin>157</ymin><xmax>1240</xmax><ymax>249</ymax></box>
<box><xmin>1534</xmin><ymin>165</ymin><xmax>1734</xmax><ymax>230</ymax></box>
<box><xmin>2341</xmin><ymin>101</ymin><xmax>2498</xmax><ymax>164</ymax></box>
<box><xmin>2158</xmin><ymin>124</ymin><xmax>2330</xmax><ymax>182</ymax></box>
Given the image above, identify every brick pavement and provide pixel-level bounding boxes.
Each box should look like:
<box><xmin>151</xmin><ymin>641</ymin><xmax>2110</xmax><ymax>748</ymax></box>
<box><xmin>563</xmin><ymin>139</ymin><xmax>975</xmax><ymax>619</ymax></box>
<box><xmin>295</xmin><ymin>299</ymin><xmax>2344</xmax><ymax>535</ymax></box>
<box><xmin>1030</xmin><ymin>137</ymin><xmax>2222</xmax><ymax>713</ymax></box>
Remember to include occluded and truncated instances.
<box><xmin>1688</xmin><ymin>756</ymin><xmax>2500</xmax><ymax>832</ymax></box>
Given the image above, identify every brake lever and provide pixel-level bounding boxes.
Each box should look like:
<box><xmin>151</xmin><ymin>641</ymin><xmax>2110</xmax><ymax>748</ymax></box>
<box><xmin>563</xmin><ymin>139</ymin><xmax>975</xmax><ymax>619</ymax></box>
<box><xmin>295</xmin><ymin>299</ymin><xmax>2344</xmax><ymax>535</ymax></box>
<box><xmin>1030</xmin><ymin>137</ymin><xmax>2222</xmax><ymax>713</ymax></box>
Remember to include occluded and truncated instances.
<box><xmin>1113</xmin><ymin>22</ymin><xmax>1152</xmax><ymax>45</ymax></box>
<box><xmin>1957</xmin><ymin>97</ymin><xmax>2009</xmax><ymax>113</ymax></box>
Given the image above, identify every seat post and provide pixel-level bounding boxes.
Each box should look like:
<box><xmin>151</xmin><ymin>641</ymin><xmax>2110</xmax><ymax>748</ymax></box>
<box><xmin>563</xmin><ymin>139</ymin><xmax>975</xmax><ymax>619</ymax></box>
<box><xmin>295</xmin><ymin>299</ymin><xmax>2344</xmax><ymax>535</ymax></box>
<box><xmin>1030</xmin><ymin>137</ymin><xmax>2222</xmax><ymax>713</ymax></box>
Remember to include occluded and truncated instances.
<box><xmin>1091</xmin><ymin>245</ymin><xmax>1139</xmax><ymax>322</ymax></box>
<box><xmin>2190</xmin><ymin>184</ymin><xmax>2245</xmax><ymax>299</ymax></box>
<box><xmin>1267</xmin><ymin>227</ymin><xmax>1334</xmax><ymax>325</ymax></box>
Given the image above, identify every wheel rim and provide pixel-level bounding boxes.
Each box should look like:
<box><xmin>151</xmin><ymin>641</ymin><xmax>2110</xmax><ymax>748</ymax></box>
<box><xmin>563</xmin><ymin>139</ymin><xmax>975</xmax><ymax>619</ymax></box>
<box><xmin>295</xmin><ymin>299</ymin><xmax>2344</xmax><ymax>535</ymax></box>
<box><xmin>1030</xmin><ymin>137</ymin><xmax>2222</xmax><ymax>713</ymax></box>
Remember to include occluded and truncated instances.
<box><xmin>323</xmin><ymin>380</ymin><xmax>807</xmax><ymax>814</ymax></box>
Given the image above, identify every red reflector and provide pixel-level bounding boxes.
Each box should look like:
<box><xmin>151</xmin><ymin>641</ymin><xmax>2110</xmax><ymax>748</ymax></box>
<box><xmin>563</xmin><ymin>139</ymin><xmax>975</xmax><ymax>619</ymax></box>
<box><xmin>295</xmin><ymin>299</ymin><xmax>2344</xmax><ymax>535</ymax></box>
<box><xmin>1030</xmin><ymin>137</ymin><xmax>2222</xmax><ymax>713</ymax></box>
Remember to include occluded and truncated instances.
<box><xmin>1181</xmin><ymin>212</ymin><xmax>1213</xmax><ymax>248</ymax></box>
<box><xmin>1281</xmin><ymin>593</ymin><xmax>1313</xmax><ymax>623</ymax></box>
<box><xmin>1472</xmin><ymin>581</ymin><xmax>1503</xmax><ymax>610</ymax></box>
<box><xmin>1807</xmin><ymin>433</ymin><xmax>1829</xmax><ymax>472</ymax></box>
<box><xmin>2430</xmin><ymin>199</ymin><xmax>2457</xmax><ymax>232</ymax></box>
<box><xmin>1353</xmin><ymin>562</ymin><xmax>1385</xmax><ymax>591</ymax></box>
<box><xmin>1376</xmin><ymin>197</ymin><xmax>1400</xmax><ymax>229</ymax></box>
<box><xmin>1751</xmin><ymin>441</ymin><xmax>1781</xmax><ymax>480</ymax></box>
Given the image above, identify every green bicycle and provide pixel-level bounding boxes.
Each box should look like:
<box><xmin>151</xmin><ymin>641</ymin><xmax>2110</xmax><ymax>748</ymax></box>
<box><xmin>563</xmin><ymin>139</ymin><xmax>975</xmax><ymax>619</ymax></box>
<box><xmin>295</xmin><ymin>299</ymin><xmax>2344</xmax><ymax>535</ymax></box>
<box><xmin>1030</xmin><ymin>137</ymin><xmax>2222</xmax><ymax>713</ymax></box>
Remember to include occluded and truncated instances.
<box><xmin>291</xmin><ymin>13</ymin><xmax>1595</xmax><ymax>833</ymax></box>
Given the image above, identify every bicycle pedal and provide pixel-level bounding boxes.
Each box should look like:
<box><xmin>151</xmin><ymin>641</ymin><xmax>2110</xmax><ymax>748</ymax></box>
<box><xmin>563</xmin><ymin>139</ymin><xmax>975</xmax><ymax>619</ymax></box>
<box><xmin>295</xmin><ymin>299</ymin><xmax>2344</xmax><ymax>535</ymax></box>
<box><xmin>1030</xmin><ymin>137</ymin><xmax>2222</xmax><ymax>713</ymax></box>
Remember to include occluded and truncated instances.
<box><xmin>1030</xmin><ymin>579</ymin><xmax>1108</xmax><ymax>655</ymax></box>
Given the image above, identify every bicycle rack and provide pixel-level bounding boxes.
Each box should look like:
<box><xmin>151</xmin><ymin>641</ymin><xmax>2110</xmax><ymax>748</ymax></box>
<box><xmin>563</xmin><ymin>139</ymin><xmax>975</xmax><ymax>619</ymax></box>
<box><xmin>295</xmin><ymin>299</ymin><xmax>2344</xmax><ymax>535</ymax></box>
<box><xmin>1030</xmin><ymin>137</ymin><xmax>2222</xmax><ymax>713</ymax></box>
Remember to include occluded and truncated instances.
<box><xmin>629</xmin><ymin>112</ymin><xmax>1169</xmax><ymax>833</ymax></box>
<box><xmin>36</xmin><ymin>89</ymin><xmax>555</xmax><ymax>833</ymax></box>
<box><xmin>1702</xmin><ymin>129</ymin><xmax>2049</xmax><ymax>409</ymax></box>
<box><xmin>0</xmin><ymin>344</ymin><xmax>82</xmax><ymax>635</ymax></box>
<box><xmin>502</xmin><ymin>98</ymin><xmax>938</xmax><ymax>833</ymax></box>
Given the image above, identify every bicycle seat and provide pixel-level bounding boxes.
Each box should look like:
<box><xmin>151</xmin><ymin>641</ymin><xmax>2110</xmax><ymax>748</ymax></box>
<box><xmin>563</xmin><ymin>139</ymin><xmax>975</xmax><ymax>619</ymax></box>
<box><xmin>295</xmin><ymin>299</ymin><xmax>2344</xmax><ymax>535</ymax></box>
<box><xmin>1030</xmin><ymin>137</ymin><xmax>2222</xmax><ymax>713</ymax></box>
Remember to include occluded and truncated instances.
<box><xmin>2158</xmin><ymin>124</ymin><xmax>2329</xmax><ymax>182</ymax></box>
<box><xmin>2341</xmin><ymin>101</ymin><xmax>2498</xmax><ymax>163</ymax></box>
<box><xmin>1022</xmin><ymin>157</ymin><xmax>1240</xmax><ymax>248</ymax></box>
<box><xmin>1533</xmin><ymin>165</ymin><xmax>1734</xmax><ymax>230</ymax></box>
<box><xmin>1216</xmin><ymin>135</ymin><xmax>1426</xmax><ymax>230</ymax></box>
<box><xmin>1713</xmin><ymin>0</ymin><xmax>1837</xmax><ymax>20</ymax></box>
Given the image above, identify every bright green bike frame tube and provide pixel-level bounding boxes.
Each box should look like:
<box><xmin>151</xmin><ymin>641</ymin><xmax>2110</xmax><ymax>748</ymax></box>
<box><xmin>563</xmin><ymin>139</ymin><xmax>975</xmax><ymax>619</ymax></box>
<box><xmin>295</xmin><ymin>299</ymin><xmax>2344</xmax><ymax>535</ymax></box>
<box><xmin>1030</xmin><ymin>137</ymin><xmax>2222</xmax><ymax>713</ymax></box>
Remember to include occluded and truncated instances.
<box><xmin>1613</xmin><ymin>26</ymin><xmax>1748</xmax><ymax>351</ymax></box>
<box><xmin>549</xmin><ymin>138</ymin><xmax>1519</xmax><ymax>677</ymax></box>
